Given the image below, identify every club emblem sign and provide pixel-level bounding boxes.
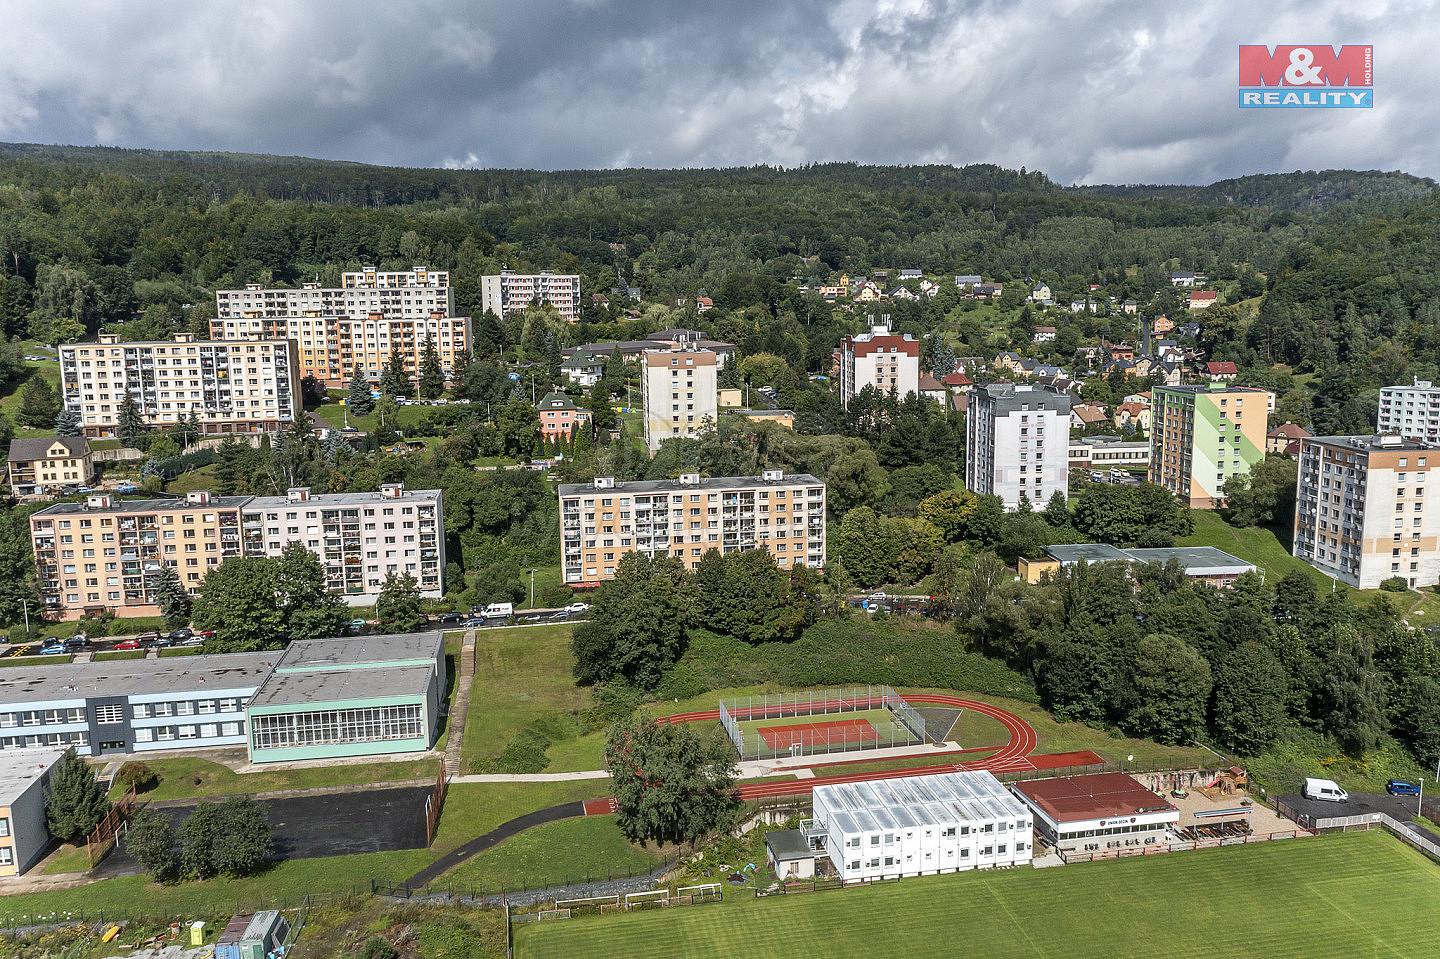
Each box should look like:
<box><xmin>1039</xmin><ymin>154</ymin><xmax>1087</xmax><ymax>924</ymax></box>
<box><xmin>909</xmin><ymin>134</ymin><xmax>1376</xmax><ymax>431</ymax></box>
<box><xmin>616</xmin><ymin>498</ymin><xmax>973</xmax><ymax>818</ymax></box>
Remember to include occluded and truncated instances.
<box><xmin>1238</xmin><ymin>45</ymin><xmax>1372</xmax><ymax>108</ymax></box>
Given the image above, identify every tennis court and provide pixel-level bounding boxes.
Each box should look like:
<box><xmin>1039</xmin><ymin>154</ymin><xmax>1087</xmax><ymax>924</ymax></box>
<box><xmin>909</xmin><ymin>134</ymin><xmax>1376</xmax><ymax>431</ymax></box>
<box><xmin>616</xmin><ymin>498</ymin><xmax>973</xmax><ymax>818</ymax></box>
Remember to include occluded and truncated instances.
<box><xmin>758</xmin><ymin>717</ymin><xmax>881</xmax><ymax>751</ymax></box>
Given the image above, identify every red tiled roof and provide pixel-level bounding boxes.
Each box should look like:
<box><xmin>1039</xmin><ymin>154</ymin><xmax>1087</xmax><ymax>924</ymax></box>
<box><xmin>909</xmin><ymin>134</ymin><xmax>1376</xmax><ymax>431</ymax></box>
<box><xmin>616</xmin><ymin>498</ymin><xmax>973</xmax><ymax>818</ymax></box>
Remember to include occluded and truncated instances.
<box><xmin>941</xmin><ymin>371</ymin><xmax>973</xmax><ymax>386</ymax></box>
<box><xmin>1206</xmin><ymin>361</ymin><xmax>1238</xmax><ymax>375</ymax></box>
<box><xmin>1267</xmin><ymin>423</ymin><xmax>1312</xmax><ymax>439</ymax></box>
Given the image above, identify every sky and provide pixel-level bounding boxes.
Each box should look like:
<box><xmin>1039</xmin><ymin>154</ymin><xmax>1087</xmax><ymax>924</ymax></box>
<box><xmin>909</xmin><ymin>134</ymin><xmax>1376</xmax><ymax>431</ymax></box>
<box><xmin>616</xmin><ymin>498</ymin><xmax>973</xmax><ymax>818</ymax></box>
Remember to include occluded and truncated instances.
<box><xmin>1</xmin><ymin>0</ymin><xmax>1436</xmax><ymax>186</ymax></box>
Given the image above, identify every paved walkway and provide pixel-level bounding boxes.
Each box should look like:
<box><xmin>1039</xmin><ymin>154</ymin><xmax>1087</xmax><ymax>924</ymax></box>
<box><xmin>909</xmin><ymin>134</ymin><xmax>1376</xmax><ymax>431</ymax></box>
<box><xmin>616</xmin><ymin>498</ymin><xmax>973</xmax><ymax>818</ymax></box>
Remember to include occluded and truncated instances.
<box><xmin>403</xmin><ymin>801</ymin><xmax>587</xmax><ymax>888</ymax></box>
<box><xmin>450</xmin><ymin>770</ymin><xmax>610</xmax><ymax>783</ymax></box>
<box><xmin>443</xmin><ymin>629</ymin><xmax>477</xmax><ymax>778</ymax></box>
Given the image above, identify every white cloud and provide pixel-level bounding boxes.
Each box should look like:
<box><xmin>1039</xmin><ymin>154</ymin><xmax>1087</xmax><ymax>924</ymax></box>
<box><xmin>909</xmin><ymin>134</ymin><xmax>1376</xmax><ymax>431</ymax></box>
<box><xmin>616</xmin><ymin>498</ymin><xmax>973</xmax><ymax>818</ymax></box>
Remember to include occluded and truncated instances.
<box><xmin>0</xmin><ymin>0</ymin><xmax>1432</xmax><ymax>184</ymax></box>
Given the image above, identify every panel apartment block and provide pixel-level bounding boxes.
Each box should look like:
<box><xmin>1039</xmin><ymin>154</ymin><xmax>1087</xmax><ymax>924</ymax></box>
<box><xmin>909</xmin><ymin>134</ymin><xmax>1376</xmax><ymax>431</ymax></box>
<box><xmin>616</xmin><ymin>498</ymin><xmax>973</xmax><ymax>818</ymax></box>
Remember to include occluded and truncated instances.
<box><xmin>640</xmin><ymin>347</ymin><xmax>718</xmax><ymax>452</ymax></box>
<box><xmin>558</xmin><ymin>471</ymin><xmax>826</xmax><ymax>585</ymax></box>
<box><xmin>966</xmin><ymin>383</ymin><xmax>1070</xmax><ymax>510</ymax></box>
<box><xmin>480</xmin><ymin>271</ymin><xmax>582</xmax><ymax>320</ymax></box>
<box><xmin>1148</xmin><ymin>384</ymin><xmax>1267</xmax><ymax>508</ymax></box>
<box><xmin>242</xmin><ymin>484</ymin><xmax>444</xmax><ymax>604</ymax></box>
<box><xmin>31</xmin><ymin>491</ymin><xmax>248</xmax><ymax>621</ymax></box>
<box><xmin>1293</xmin><ymin>434</ymin><xmax>1440</xmax><ymax>590</ymax></box>
<box><xmin>838</xmin><ymin>321</ymin><xmax>920</xmax><ymax>408</ymax></box>
<box><xmin>213</xmin><ymin>268</ymin><xmax>470</xmax><ymax>387</ymax></box>
<box><xmin>60</xmin><ymin>334</ymin><xmax>299</xmax><ymax>437</ymax></box>
<box><xmin>1377</xmin><ymin>379</ymin><xmax>1440</xmax><ymax>445</ymax></box>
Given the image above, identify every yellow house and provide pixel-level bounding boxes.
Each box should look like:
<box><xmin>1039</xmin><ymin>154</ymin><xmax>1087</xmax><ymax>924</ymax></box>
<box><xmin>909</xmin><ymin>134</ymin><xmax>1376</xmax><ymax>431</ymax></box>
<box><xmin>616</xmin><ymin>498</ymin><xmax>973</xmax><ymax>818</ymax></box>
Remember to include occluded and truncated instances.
<box><xmin>7</xmin><ymin>437</ymin><xmax>93</xmax><ymax>496</ymax></box>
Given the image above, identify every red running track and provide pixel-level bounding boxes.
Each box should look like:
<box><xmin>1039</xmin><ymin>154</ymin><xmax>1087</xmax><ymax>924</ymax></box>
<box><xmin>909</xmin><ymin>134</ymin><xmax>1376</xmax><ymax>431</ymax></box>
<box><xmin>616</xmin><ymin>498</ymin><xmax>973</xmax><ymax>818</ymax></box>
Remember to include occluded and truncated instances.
<box><xmin>657</xmin><ymin>694</ymin><xmax>1063</xmax><ymax>800</ymax></box>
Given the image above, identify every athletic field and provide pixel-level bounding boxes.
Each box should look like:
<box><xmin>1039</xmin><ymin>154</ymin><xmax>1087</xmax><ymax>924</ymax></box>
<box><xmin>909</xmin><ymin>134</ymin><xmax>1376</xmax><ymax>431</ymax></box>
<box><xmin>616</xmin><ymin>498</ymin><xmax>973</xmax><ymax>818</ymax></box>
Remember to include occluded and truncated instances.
<box><xmin>731</xmin><ymin>707</ymin><xmax>918</xmax><ymax>755</ymax></box>
<box><xmin>516</xmin><ymin>832</ymin><xmax>1440</xmax><ymax>959</ymax></box>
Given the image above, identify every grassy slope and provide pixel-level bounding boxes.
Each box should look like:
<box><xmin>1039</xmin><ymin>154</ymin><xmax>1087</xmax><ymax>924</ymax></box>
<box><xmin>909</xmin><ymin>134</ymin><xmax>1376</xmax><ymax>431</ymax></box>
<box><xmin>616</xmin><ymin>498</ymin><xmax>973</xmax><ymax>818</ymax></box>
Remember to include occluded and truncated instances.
<box><xmin>441</xmin><ymin>815</ymin><xmax>671</xmax><ymax>893</ymax></box>
<box><xmin>106</xmin><ymin>756</ymin><xmax>441</xmax><ymax>802</ymax></box>
<box><xmin>518</xmin><ymin>832</ymin><xmax>1440</xmax><ymax>959</ymax></box>
<box><xmin>1179</xmin><ymin>510</ymin><xmax>1337</xmax><ymax>590</ymax></box>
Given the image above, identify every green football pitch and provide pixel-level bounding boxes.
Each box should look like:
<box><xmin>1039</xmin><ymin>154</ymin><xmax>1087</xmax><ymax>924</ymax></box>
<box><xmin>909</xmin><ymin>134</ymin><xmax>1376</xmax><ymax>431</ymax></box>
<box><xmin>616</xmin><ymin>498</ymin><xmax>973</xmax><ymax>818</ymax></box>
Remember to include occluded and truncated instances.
<box><xmin>516</xmin><ymin>832</ymin><xmax>1440</xmax><ymax>959</ymax></box>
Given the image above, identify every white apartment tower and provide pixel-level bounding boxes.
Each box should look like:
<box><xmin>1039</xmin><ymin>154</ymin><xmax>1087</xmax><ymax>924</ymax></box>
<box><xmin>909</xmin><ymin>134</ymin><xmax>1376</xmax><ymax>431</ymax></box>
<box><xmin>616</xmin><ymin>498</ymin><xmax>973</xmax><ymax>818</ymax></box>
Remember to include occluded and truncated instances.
<box><xmin>212</xmin><ymin>267</ymin><xmax>471</xmax><ymax>388</ymax></box>
<box><xmin>838</xmin><ymin>320</ymin><xmax>921</xmax><ymax>408</ymax></box>
<box><xmin>966</xmin><ymin>383</ymin><xmax>1071</xmax><ymax>510</ymax></box>
<box><xmin>558</xmin><ymin>471</ymin><xmax>826</xmax><ymax>586</ymax></box>
<box><xmin>1293</xmin><ymin>434</ymin><xmax>1440</xmax><ymax>590</ymax></box>
<box><xmin>241</xmin><ymin>484</ymin><xmax>445</xmax><ymax>604</ymax></box>
<box><xmin>60</xmin><ymin>334</ymin><xmax>299</xmax><ymax>437</ymax></box>
<box><xmin>480</xmin><ymin>271</ymin><xmax>582</xmax><ymax>320</ymax></box>
<box><xmin>640</xmin><ymin>347</ymin><xmax>718</xmax><ymax>452</ymax></box>
<box><xmin>1378</xmin><ymin>379</ymin><xmax>1440</xmax><ymax>445</ymax></box>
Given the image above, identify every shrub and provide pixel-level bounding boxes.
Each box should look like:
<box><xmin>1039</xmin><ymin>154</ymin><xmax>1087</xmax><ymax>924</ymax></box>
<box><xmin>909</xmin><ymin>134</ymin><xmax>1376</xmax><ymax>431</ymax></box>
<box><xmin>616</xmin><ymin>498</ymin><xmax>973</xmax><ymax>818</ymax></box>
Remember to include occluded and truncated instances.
<box><xmin>114</xmin><ymin>761</ymin><xmax>160</xmax><ymax>794</ymax></box>
<box><xmin>1379</xmin><ymin>576</ymin><xmax>1409</xmax><ymax>592</ymax></box>
<box><xmin>358</xmin><ymin>937</ymin><xmax>398</xmax><ymax>959</ymax></box>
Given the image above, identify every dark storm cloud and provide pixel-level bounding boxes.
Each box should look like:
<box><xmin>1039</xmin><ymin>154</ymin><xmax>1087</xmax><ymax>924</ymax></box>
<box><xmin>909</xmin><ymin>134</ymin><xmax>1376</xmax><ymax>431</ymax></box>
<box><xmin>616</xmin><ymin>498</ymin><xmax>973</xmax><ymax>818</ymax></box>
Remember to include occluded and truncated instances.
<box><xmin>2</xmin><ymin>0</ymin><xmax>1436</xmax><ymax>183</ymax></box>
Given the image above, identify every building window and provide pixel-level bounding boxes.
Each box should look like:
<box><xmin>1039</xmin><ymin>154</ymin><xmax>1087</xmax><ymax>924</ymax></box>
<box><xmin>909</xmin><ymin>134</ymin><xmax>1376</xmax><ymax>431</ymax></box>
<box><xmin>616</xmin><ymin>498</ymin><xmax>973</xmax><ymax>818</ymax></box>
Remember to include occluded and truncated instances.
<box><xmin>94</xmin><ymin>704</ymin><xmax>124</xmax><ymax>725</ymax></box>
<box><xmin>250</xmin><ymin>704</ymin><xmax>425</xmax><ymax>751</ymax></box>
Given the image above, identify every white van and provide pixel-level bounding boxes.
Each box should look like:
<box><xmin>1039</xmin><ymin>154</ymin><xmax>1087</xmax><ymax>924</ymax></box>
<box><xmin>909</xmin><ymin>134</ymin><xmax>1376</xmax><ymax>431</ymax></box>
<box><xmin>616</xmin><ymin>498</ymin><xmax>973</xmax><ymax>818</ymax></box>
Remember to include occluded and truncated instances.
<box><xmin>481</xmin><ymin>602</ymin><xmax>514</xmax><ymax>620</ymax></box>
<box><xmin>1302</xmin><ymin>777</ymin><xmax>1349</xmax><ymax>803</ymax></box>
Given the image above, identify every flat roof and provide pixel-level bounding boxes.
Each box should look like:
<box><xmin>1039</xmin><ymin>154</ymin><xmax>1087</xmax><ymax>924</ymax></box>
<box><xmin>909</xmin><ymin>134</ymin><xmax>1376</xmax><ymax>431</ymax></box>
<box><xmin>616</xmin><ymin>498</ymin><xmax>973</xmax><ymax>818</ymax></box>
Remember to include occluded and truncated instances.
<box><xmin>1126</xmin><ymin>546</ymin><xmax>1255</xmax><ymax>575</ymax></box>
<box><xmin>1304</xmin><ymin>434</ymin><xmax>1440</xmax><ymax>453</ymax></box>
<box><xmin>33</xmin><ymin>495</ymin><xmax>253</xmax><ymax>517</ymax></box>
<box><xmin>1042</xmin><ymin>544</ymin><xmax>1254</xmax><ymax>575</ymax></box>
<box><xmin>1043</xmin><ymin>544</ymin><xmax>1131</xmax><ymax>564</ymax></box>
<box><xmin>1012</xmin><ymin>773</ymin><xmax>1177</xmax><ymax>824</ymax></box>
<box><xmin>0</xmin><ymin>749</ymin><xmax>69</xmax><ymax>805</ymax></box>
<box><xmin>247</xmin><ymin>663</ymin><xmax>437</xmax><ymax>709</ymax></box>
<box><xmin>765</xmin><ymin>828</ymin><xmax>814</xmax><ymax>861</ymax></box>
<box><xmin>245</xmin><ymin>488</ymin><xmax>440</xmax><ymax>509</ymax></box>
<box><xmin>815</xmin><ymin>771</ymin><xmax>1028</xmax><ymax>836</ymax></box>
<box><xmin>273</xmin><ymin>632</ymin><xmax>444</xmax><ymax>672</ymax></box>
<box><xmin>559</xmin><ymin>473</ymin><xmax>823</xmax><ymax>496</ymax></box>
<box><xmin>248</xmin><ymin>631</ymin><xmax>443</xmax><ymax>709</ymax></box>
<box><xmin>0</xmin><ymin>653</ymin><xmax>277</xmax><ymax>706</ymax></box>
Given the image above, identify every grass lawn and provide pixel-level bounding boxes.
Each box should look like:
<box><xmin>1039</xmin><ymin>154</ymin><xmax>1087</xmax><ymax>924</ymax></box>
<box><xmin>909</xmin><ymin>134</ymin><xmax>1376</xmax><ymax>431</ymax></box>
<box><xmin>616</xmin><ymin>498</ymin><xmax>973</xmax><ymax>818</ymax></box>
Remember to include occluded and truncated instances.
<box><xmin>0</xmin><ymin>654</ymin><xmax>69</xmax><ymax>667</ymax></box>
<box><xmin>40</xmin><ymin>845</ymin><xmax>92</xmax><ymax>875</ymax></box>
<box><xmin>312</xmin><ymin>401</ymin><xmax>442</xmax><ymax>435</ymax></box>
<box><xmin>157</xmin><ymin>647</ymin><xmax>204</xmax><ymax>658</ymax></box>
<box><xmin>106</xmin><ymin>756</ymin><xmax>442</xmax><ymax>802</ymax></box>
<box><xmin>428</xmin><ymin>781</ymin><xmax>614</xmax><ymax>859</ymax></box>
<box><xmin>165</xmin><ymin>463</ymin><xmax>219</xmax><ymax>495</ymax></box>
<box><xmin>93</xmin><ymin>650</ymin><xmax>147</xmax><ymax>662</ymax></box>
<box><xmin>441</xmin><ymin>815</ymin><xmax>671</xmax><ymax>893</ymax></box>
<box><xmin>947</xmin><ymin>706</ymin><xmax>1012</xmax><ymax>748</ymax></box>
<box><xmin>463</xmin><ymin>624</ymin><xmax>603</xmax><ymax>773</ymax></box>
<box><xmin>518</xmin><ymin>831</ymin><xmax>1440</xmax><ymax>959</ymax></box>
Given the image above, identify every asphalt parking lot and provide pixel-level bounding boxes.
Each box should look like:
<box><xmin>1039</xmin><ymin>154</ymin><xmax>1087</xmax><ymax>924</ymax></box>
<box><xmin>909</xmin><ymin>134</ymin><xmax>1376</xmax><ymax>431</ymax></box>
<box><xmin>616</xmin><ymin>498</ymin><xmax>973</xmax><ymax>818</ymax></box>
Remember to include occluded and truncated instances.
<box><xmin>102</xmin><ymin>784</ymin><xmax>432</xmax><ymax>878</ymax></box>
<box><xmin>1277</xmin><ymin>789</ymin><xmax>1439</xmax><ymax>844</ymax></box>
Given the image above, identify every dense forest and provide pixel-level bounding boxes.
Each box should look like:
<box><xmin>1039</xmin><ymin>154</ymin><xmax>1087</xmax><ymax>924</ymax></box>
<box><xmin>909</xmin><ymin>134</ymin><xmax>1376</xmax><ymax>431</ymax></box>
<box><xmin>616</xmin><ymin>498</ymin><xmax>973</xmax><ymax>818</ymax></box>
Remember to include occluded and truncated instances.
<box><xmin>2</xmin><ymin>144</ymin><xmax>1440</xmax><ymax>770</ymax></box>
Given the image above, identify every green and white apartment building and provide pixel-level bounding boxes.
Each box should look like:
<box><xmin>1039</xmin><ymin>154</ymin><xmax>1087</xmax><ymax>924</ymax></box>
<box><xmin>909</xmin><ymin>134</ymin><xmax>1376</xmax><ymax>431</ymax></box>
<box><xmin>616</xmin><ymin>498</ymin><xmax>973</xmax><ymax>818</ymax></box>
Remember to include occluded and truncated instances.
<box><xmin>0</xmin><ymin>632</ymin><xmax>446</xmax><ymax>764</ymax></box>
<box><xmin>1148</xmin><ymin>384</ymin><xmax>1268</xmax><ymax>508</ymax></box>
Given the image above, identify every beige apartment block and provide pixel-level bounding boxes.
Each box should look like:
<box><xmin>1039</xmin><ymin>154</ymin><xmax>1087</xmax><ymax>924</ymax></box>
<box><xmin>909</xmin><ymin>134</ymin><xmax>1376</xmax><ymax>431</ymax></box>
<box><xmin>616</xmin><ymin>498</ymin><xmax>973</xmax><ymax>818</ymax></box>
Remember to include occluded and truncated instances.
<box><xmin>838</xmin><ymin>320</ymin><xmax>921</xmax><ymax>409</ymax></box>
<box><xmin>7</xmin><ymin>437</ymin><xmax>93</xmax><ymax>496</ymax></box>
<box><xmin>1293</xmin><ymin>434</ymin><xmax>1440</xmax><ymax>590</ymax></box>
<box><xmin>559</xmin><ymin>471</ymin><xmax>826</xmax><ymax>586</ymax></box>
<box><xmin>212</xmin><ymin>268</ymin><xmax>470</xmax><ymax>388</ymax></box>
<box><xmin>59</xmin><ymin>334</ymin><xmax>299</xmax><ymax>438</ymax></box>
<box><xmin>31</xmin><ymin>491</ymin><xmax>248</xmax><ymax>620</ymax></box>
<box><xmin>640</xmin><ymin>347</ymin><xmax>718</xmax><ymax>452</ymax></box>
<box><xmin>480</xmin><ymin>271</ymin><xmax>582</xmax><ymax>320</ymax></box>
<box><xmin>241</xmin><ymin>484</ymin><xmax>444</xmax><ymax>604</ymax></box>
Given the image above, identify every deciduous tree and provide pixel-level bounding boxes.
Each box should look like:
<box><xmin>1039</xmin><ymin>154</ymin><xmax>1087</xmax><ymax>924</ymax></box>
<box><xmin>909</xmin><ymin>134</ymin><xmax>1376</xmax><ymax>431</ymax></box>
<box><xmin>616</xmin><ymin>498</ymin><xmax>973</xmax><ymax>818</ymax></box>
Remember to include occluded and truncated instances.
<box><xmin>375</xmin><ymin>571</ymin><xmax>427</xmax><ymax>633</ymax></box>
<box><xmin>604</xmin><ymin>717</ymin><xmax>739</xmax><ymax>847</ymax></box>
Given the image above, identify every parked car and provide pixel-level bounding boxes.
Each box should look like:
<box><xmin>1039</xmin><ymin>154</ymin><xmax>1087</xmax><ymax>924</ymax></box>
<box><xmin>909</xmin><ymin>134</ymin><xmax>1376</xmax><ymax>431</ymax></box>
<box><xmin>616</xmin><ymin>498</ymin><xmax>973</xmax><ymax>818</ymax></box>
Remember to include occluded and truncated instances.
<box><xmin>564</xmin><ymin>602</ymin><xmax>591</xmax><ymax>614</ymax></box>
<box><xmin>179</xmin><ymin>636</ymin><xmax>206</xmax><ymax>647</ymax></box>
<box><xmin>480</xmin><ymin>602</ymin><xmax>514</xmax><ymax>620</ymax></box>
<box><xmin>459</xmin><ymin>617</ymin><xmax>487</xmax><ymax>628</ymax></box>
<box><xmin>133</xmin><ymin>631</ymin><xmax>164</xmax><ymax>644</ymax></box>
<box><xmin>868</xmin><ymin>591</ymin><xmax>887</xmax><ymax>602</ymax></box>
<box><xmin>147</xmin><ymin>636</ymin><xmax>172</xmax><ymax>648</ymax></box>
<box><xmin>1386</xmin><ymin>779</ymin><xmax>1421</xmax><ymax>796</ymax></box>
<box><xmin>436</xmin><ymin>612</ymin><xmax>465</xmax><ymax>625</ymax></box>
<box><xmin>113</xmin><ymin>639</ymin><xmax>142</xmax><ymax>651</ymax></box>
<box><xmin>64</xmin><ymin>636</ymin><xmax>91</xmax><ymax>650</ymax></box>
<box><xmin>116</xmin><ymin>483</ymin><xmax>139</xmax><ymax>493</ymax></box>
<box><xmin>38</xmin><ymin>642</ymin><xmax>68</xmax><ymax>655</ymax></box>
<box><xmin>167</xmin><ymin>628</ymin><xmax>194</xmax><ymax>642</ymax></box>
<box><xmin>348</xmin><ymin>618</ymin><xmax>368</xmax><ymax>633</ymax></box>
<box><xmin>198</xmin><ymin>630</ymin><xmax>216</xmax><ymax>638</ymax></box>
